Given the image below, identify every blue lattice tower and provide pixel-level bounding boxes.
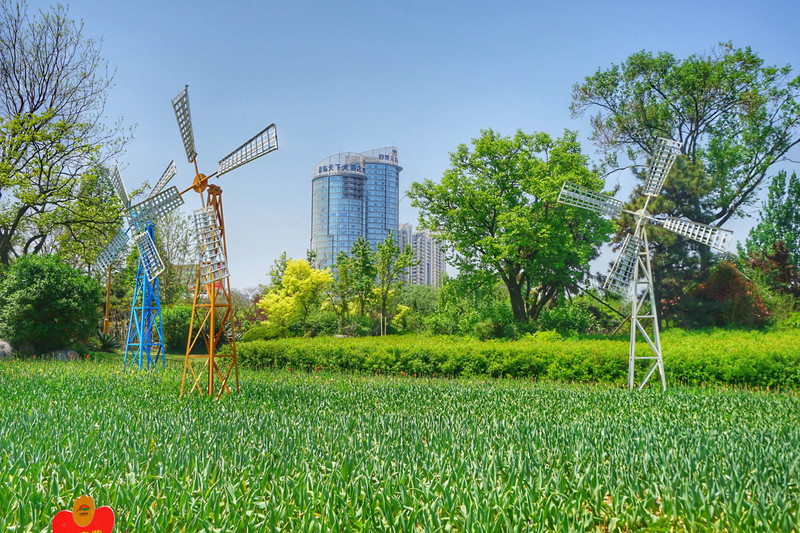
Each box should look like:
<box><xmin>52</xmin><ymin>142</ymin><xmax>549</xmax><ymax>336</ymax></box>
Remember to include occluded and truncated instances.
<box><xmin>124</xmin><ymin>225</ymin><xmax>166</xmax><ymax>370</ymax></box>
<box><xmin>95</xmin><ymin>161</ymin><xmax>183</xmax><ymax>370</ymax></box>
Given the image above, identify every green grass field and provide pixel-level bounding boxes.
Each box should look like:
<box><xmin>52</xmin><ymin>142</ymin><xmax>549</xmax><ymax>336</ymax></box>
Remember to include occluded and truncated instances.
<box><xmin>2</xmin><ymin>359</ymin><xmax>799</xmax><ymax>532</ymax></box>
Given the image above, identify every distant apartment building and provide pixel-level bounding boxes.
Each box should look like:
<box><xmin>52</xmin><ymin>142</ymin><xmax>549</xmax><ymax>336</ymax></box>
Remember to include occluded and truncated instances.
<box><xmin>398</xmin><ymin>223</ymin><xmax>447</xmax><ymax>288</ymax></box>
<box><xmin>310</xmin><ymin>147</ymin><xmax>401</xmax><ymax>267</ymax></box>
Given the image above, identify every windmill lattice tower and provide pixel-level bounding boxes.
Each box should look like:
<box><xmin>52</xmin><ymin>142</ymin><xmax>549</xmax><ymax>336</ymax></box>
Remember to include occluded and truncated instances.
<box><xmin>171</xmin><ymin>85</ymin><xmax>278</xmax><ymax>399</ymax></box>
<box><xmin>96</xmin><ymin>162</ymin><xmax>184</xmax><ymax>370</ymax></box>
<box><xmin>558</xmin><ymin>138</ymin><xmax>733</xmax><ymax>390</ymax></box>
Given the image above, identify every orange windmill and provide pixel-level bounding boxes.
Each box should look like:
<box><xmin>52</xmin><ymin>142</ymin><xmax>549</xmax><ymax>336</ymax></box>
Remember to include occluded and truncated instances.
<box><xmin>171</xmin><ymin>85</ymin><xmax>278</xmax><ymax>398</ymax></box>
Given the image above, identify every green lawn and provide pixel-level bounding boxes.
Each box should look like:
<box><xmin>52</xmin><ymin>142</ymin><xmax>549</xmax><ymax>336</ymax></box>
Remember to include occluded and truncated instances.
<box><xmin>2</xmin><ymin>359</ymin><xmax>799</xmax><ymax>531</ymax></box>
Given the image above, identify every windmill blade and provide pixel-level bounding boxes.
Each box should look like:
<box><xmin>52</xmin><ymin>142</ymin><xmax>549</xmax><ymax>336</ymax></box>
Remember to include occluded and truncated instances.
<box><xmin>108</xmin><ymin>165</ymin><xmax>130</xmax><ymax>209</ymax></box>
<box><xmin>604</xmin><ymin>234</ymin><xmax>643</xmax><ymax>297</ymax></box>
<box><xmin>643</xmin><ymin>138</ymin><xmax>682</xmax><ymax>197</ymax></box>
<box><xmin>129</xmin><ymin>186</ymin><xmax>185</xmax><ymax>230</ymax></box>
<box><xmin>193</xmin><ymin>206</ymin><xmax>229</xmax><ymax>284</ymax></box>
<box><xmin>133</xmin><ymin>230</ymin><xmax>165</xmax><ymax>282</ymax></box>
<box><xmin>660</xmin><ymin>217</ymin><xmax>733</xmax><ymax>252</ymax></box>
<box><xmin>217</xmin><ymin>123</ymin><xmax>278</xmax><ymax>177</ymax></box>
<box><xmin>558</xmin><ymin>181</ymin><xmax>623</xmax><ymax>217</ymax></box>
<box><xmin>147</xmin><ymin>160</ymin><xmax>178</xmax><ymax>199</ymax></box>
<box><xmin>172</xmin><ymin>85</ymin><xmax>197</xmax><ymax>163</ymax></box>
<box><xmin>96</xmin><ymin>228</ymin><xmax>130</xmax><ymax>272</ymax></box>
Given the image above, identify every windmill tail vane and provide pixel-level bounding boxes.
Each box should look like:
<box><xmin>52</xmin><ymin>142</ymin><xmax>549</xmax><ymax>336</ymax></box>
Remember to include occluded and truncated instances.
<box><xmin>556</xmin><ymin>137</ymin><xmax>733</xmax><ymax>390</ymax></box>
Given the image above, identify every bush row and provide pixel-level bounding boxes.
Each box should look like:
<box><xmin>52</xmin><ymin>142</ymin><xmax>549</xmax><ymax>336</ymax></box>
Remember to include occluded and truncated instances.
<box><xmin>236</xmin><ymin>329</ymin><xmax>800</xmax><ymax>388</ymax></box>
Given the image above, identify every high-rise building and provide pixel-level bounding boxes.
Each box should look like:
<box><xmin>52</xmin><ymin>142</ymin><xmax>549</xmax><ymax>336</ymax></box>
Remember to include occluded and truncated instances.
<box><xmin>311</xmin><ymin>147</ymin><xmax>401</xmax><ymax>267</ymax></box>
<box><xmin>398</xmin><ymin>223</ymin><xmax>447</xmax><ymax>287</ymax></box>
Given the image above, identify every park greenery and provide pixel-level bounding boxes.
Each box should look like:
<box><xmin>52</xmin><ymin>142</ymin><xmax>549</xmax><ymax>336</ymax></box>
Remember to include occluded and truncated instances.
<box><xmin>2</xmin><ymin>360</ymin><xmax>800</xmax><ymax>531</ymax></box>
<box><xmin>2</xmin><ymin>3</ymin><xmax>800</xmax><ymax>531</ymax></box>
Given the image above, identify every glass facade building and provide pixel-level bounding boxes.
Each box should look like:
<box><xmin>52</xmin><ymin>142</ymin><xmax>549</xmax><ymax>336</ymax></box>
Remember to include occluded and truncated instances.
<box><xmin>311</xmin><ymin>147</ymin><xmax>401</xmax><ymax>267</ymax></box>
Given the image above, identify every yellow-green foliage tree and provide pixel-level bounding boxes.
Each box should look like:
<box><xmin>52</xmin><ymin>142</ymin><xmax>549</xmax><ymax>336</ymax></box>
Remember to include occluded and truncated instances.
<box><xmin>257</xmin><ymin>259</ymin><xmax>333</xmax><ymax>336</ymax></box>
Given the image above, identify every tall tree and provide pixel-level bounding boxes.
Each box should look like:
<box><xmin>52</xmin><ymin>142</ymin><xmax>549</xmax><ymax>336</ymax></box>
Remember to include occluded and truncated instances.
<box><xmin>571</xmin><ymin>43</ymin><xmax>800</xmax><ymax>227</ymax></box>
<box><xmin>328</xmin><ymin>250</ymin><xmax>355</xmax><ymax>332</ymax></box>
<box><xmin>745</xmin><ymin>170</ymin><xmax>800</xmax><ymax>268</ymax></box>
<box><xmin>408</xmin><ymin>129</ymin><xmax>613</xmax><ymax>322</ymax></box>
<box><xmin>349</xmin><ymin>237</ymin><xmax>376</xmax><ymax>317</ymax></box>
<box><xmin>374</xmin><ymin>231</ymin><xmax>417</xmax><ymax>335</ymax></box>
<box><xmin>257</xmin><ymin>259</ymin><xmax>333</xmax><ymax>336</ymax></box>
<box><xmin>0</xmin><ymin>1</ymin><xmax>128</xmax><ymax>267</ymax></box>
<box><xmin>572</xmin><ymin>44</ymin><xmax>800</xmax><ymax>323</ymax></box>
<box><xmin>154</xmin><ymin>210</ymin><xmax>194</xmax><ymax>305</ymax></box>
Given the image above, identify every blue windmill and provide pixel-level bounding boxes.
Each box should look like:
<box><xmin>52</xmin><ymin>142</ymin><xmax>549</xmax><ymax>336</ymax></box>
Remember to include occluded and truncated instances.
<box><xmin>96</xmin><ymin>162</ymin><xmax>184</xmax><ymax>370</ymax></box>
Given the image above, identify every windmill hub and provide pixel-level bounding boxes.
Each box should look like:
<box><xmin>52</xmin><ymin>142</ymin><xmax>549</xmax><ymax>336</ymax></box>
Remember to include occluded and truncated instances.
<box><xmin>192</xmin><ymin>173</ymin><xmax>208</xmax><ymax>193</ymax></box>
<box><xmin>635</xmin><ymin>208</ymin><xmax>649</xmax><ymax>217</ymax></box>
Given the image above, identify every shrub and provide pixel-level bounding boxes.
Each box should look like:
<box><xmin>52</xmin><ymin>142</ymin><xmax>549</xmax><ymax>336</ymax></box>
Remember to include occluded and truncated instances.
<box><xmin>241</xmin><ymin>324</ymin><xmax>279</xmax><ymax>342</ymax></box>
<box><xmin>161</xmin><ymin>304</ymin><xmax>194</xmax><ymax>352</ymax></box>
<box><xmin>234</xmin><ymin>329</ymin><xmax>800</xmax><ymax>388</ymax></box>
<box><xmin>537</xmin><ymin>302</ymin><xmax>598</xmax><ymax>336</ymax></box>
<box><xmin>0</xmin><ymin>255</ymin><xmax>102</xmax><ymax>353</ymax></box>
<box><xmin>682</xmin><ymin>261</ymin><xmax>770</xmax><ymax>328</ymax></box>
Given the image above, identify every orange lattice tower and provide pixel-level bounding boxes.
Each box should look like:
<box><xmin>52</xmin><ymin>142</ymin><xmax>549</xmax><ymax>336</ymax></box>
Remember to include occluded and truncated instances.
<box><xmin>171</xmin><ymin>85</ymin><xmax>278</xmax><ymax>398</ymax></box>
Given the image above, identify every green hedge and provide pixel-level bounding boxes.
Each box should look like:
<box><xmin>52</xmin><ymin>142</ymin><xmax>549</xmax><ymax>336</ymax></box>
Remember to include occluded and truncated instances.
<box><xmin>236</xmin><ymin>329</ymin><xmax>800</xmax><ymax>388</ymax></box>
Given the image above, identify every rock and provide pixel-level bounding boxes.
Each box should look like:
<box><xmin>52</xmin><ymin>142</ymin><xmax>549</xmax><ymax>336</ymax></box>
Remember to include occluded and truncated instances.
<box><xmin>50</xmin><ymin>349</ymin><xmax>78</xmax><ymax>362</ymax></box>
<box><xmin>0</xmin><ymin>339</ymin><xmax>12</xmax><ymax>359</ymax></box>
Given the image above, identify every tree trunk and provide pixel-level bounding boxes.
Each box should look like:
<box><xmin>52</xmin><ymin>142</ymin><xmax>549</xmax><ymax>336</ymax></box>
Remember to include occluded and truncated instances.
<box><xmin>504</xmin><ymin>275</ymin><xmax>528</xmax><ymax>322</ymax></box>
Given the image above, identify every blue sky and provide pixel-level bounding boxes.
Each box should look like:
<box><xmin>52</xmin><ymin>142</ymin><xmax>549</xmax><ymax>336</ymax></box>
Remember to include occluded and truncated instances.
<box><xmin>34</xmin><ymin>0</ymin><xmax>800</xmax><ymax>288</ymax></box>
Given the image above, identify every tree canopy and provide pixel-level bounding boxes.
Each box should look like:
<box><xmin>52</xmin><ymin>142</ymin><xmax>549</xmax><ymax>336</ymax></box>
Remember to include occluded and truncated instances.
<box><xmin>0</xmin><ymin>1</ymin><xmax>128</xmax><ymax>268</ymax></box>
<box><xmin>571</xmin><ymin>42</ymin><xmax>800</xmax><ymax>227</ymax></box>
<box><xmin>257</xmin><ymin>258</ymin><xmax>333</xmax><ymax>336</ymax></box>
<box><xmin>408</xmin><ymin>129</ymin><xmax>613</xmax><ymax>322</ymax></box>
<box><xmin>745</xmin><ymin>170</ymin><xmax>800</xmax><ymax>268</ymax></box>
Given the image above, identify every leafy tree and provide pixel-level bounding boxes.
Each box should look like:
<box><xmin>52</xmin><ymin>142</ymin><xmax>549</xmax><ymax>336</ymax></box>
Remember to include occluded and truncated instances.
<box><xmin>396</xmin><ymin>284</ymin><xmax>439</xmax><ymax>315</ymax></box>
<box><xmin>374</xmin><ymin>232</ymin><xmax>417</xmax><ymax>334</ymax></box>
<box><xmin>571</xmin><ymin>43</ymin><xmax>800</xmax><ymax>227</ymax></box>
<box><xmin>0</xmin><ymin>2</ymin><xmax>128</xmax><ymax>267</ymax></box>
<box><xmin>349</xmin><ymin>237</ymin><xmax>376</xmax><ymax>316</ymax></box>
<box><xmin>745</xmin><ymin>170</ymin><xmax>800</xmax><ymax>268</ymax></box>
<box><xmin>743</xmin><ymin>241</ymin><xmax>800</xmax><ymax>299</ymax></box>
<box><xmin>572</xmin><ymin>43</ymin><xmax>800</xmax><ymax>324</ymax></box>
<box><xmin>680</xmin><ymin>261</ymin><xmax>770</xmax><ymax>329</ymax></box>
<box><xmin>266</xmin><ymin>252</ymin><xmax>288</xmax><ymax>293</ymax></box>
<box><xmin>409</xmin><ymin>129</ymin><xmax>613</xmax><ymax>322</ymax></box>
<box><xmin>0</xmin><ymin>254</ymin><xmax>102</xmax><ymax>352</ymax></box>
<box><xmin>328</xmin><ymin>250</ymin><xmax>356</xmax><ymax>332</ymax></box>
<box><xmin>257</xmin><ymin>258</ymin><xmax>333</xmax><ymax>336</ymax></box>
<box><xmin>154</xmin><ymin>210</ymin><xmax>194</xmax><ymax>305</ymax></box>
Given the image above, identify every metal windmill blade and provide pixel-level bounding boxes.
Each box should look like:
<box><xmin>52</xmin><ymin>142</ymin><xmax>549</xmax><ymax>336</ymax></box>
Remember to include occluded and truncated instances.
<box><xmin>558</xmin><ymin>181</ymin><xmax>624</xmax><ymax>217</ymax></box>
<box><xmin>604</xmin><ymin>233</ymin><xmax>642</xmax><ymax>297</ymax></box>
<box><xmin>95</xmin><ymin>165</ymin><xmax>135</xmax><ymax>272</ymax></box>
<box><xmin>147</xmin><ymin>160</ymin><xmax>178</xmax><ymax>199</ymax></box>
<box><xmin>660</xmin><ymin>217</ymin><xmax>734</xmax><ymax>252</ymax></box>
<box><xmin>133</xmin><ymin>229</ymin><xmax>165</xmax><ymax>283</ymax></box>
<box><xmin>192</xmin><ymin>206</ymin><xmax>229</xmax><ymax>284</ymax></box>
<box><xmin>108</xmin><ymin>165</ymin><xmax>131</xmax><ymax>210</ymax></box>
<box><xmin>643</xmin><ymin>138</ymin><xmax>682</xmax><ymax>197</ymax></box>
<box><xmin>96</xmin><ymin>227</ymin><xmax>131</xmax><ymax>272</ymax></box>
<box><xmin>217</xmin><ymin>124</ymin><xmax>278</xmax><ymax>176</ymax></box>
<box><xmin>130</xmin><ymin>186</ymin><xmax>185</xmax><ymax>230</ymax></box>
<box><xmin>171</xmin><ymin>85</ymin><xmax>197</xmax><ymax>164</ymax></box>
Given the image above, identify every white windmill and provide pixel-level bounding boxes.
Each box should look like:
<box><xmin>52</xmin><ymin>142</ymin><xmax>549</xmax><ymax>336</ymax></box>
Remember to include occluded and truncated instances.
<box><xmin>558</xmin><ymin>138</ymin><xmax>733</xmax><ymax>390</ymax></box>
<box><xmin>96</xmin><ymin>161</ymin><xmax>183</xmax><ymax>369</ymax></box>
